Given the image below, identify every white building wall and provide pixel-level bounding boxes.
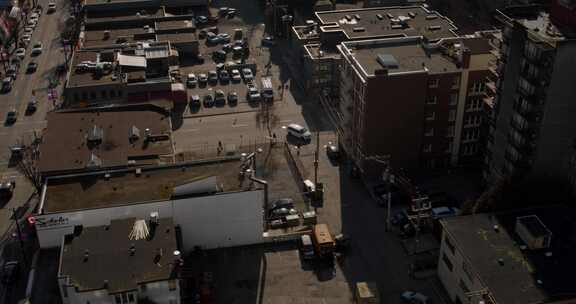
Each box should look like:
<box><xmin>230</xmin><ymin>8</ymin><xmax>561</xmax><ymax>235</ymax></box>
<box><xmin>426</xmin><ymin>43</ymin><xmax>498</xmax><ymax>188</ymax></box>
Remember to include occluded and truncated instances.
<box><xmin>173</xmin><ymin>190</ymin><xmax>264</xmax><ymax>251</ymax></box>
<box><xmin>437</xmin><ymin>231</ymin><xmax>485</xmax><ymax>304</ymax></box>
<box><xmin>36</xmin><ymin>190</ymin><xmax>264</xmax><ymax>251</ymax></box>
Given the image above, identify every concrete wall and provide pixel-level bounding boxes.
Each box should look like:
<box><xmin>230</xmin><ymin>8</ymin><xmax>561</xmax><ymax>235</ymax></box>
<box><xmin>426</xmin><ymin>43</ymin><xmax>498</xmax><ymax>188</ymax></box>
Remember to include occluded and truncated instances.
<box><xmin>437</xmin><ymin>231</ymin><xmax>484</xmax><ymax>304</ymax></box>
<box><xmin>59</xmin><ymin>278</ymin><xmax>179</xmax><ymax>304</ymax></box>
<box><xmin>36</xmin><ymin>190</ymin><xmax>264</xmax><ymax>251</ymax></box>
<box><xmin>531</xmin><ymin>40</ymin><xmax>576</xmax><ymax>183</ymax></box>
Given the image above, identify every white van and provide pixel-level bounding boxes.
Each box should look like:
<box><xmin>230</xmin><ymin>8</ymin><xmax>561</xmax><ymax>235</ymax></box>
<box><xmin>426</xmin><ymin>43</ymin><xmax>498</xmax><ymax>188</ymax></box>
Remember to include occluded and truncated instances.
<box><xmin>286</xmin><ymin>123</ymin><xmax>311</xmax><ymax>141</ymax></box>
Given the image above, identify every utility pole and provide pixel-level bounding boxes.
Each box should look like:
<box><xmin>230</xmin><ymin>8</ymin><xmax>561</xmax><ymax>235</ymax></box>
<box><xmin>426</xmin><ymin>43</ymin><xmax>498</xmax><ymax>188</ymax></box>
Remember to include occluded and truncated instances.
<box><xmin>12</xmin><ymin>208</ymin><xmax>28</xmax><ymax>267</ymax></box>
<box><xmin>314</xmin><ymin>131</ymin><xmax>319</xmax><ymax>186</ymax></box>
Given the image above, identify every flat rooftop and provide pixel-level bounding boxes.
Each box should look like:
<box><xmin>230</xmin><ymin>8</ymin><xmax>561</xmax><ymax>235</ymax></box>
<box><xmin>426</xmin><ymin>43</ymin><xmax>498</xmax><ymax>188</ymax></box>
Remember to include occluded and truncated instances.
<box><xmin>304</xmin><ymin>44</ymin><xmax>339</xmax><ymax>59</ymax></box>
<box><xmin>155</xmin><ymin>19</ymin><xmax>194</xmax><ymax>31</ymax></box>
<box><xmin>442</xmin><ymin>214</ymin><xmax>547</xmax><ymax>304</ymax></box>
<box><xmin>68</xmin><ymin>51</ymin><xmax>122</xmax><ymax>87</ymax></box>
<box><xmin>340</xmin><ymin>37</ymin><xmax>459</xmax><ymax>76</ymax></box>
<box><xmin>60</xmin><ymin>217</ymin><xmax>177</xmax><ymax>293</ymax></box>
<box><xmin>86</xmin><ymin>8</ymin><xmax>165</xmax><ymax>23</ymax></box>
<box><xmin>496</xmin><ymin>7</ymin><xmax>576</xmax><ymax>43</ymax></box>
<box><xmin>38</xmin><ymin>108</ymin><xmax>173</xmax><ymax>174</ymax></box>
<box><xmin>315</xmin><ymin>6</ymin><xmax>458</xmax><ymax>42</ymax></box>
<box><xmin>83</xmin><ymin>28</ymin><xmax>151</xmax><ymax>49</ymax></box>
<box><xmin>42</xmin><ymin>158</ymin><xmax>257</xmax><ymax>213</ymax></box>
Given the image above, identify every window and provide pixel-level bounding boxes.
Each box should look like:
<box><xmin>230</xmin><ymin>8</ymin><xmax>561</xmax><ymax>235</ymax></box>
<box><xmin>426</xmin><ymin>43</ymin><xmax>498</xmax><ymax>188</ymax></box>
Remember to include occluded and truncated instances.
<box><xmin>82</xmin><ymin>92</ymin><xmax>88</xmax><ymax>100</ymax></box>
<box><xmin>442</xmin><ymin>252</ymin><xmax>453</xmax><ymax>271</ymax></box>
<box><xmin>118</xmin><ymin>90</ymin><xmax>124</xmax><ymax>97</ymax></box>
<box><xmin>449</xmin><ymin>94</ymin><xmax>458</xmax><ymax>106</ymax></box>
<box><xmin>425</xmin><ymin>111</ymin><xmax>435</xmax><ymax>121</ymax></box>
<box><xmin>446</xmin><ymin>140</ymin><xmax>453</xmax><ymax>153</ymax></box>
<box><xmin>428</xmin><ymin>78</ymin><xmax>439</xmax><ymax>88</ymax></box>
<box><xmin>427</xmin><ymin>96</ymin><xmax>437</xmax><ymax>104</ymax></box>
<box><xmin>423</xmin><ymin>144</ymin><xmax>432</xmax><ymax>153</ymax></box>
<box><xmin>471</xmin><ymin>82</ymin><xmax>486</xmax><ymax>93</ymax></box>
<box><xmin>122</xmin><ymin>293</ymin><xmax>128</xmax><ymax>304</ymax></box>
<box><xmin>448</xmin><ymin>110</ymin><xmax>456</xmax><ymax>122</ymax></box>
<box><xmin>90</xmin><ymin>91</ymin><xmax>96</xmax><ymax>100</ymax></box>
<box><xmin>110</xmin><ymin>90</ymin><xmax>116</xmax><ymax>98</ymax></box>
<box><xmin>459</xmin><ymin>279</ymin><xmax>470</xmax><ymax>293</ymax></box>
<box><xmin>101</xmin><ymin>91</ymin><xmax>108</xmax><ymax>99</ymax></box>
<box><xmin>168</xmin><ymin>279</ymin><xmax>177</xmax><ymax>291</ymax></box>
<box><xmin>141</xmin><ymin>284</ymin><xmax>147</xmax><ymax>292</ymax></box>
<box><xmin>61</xmin><ymin>285</ymin><xmax>68</xmax><ymax>298</ymax></box>
<box><xmin>445</xmin><ymin>236</ymin><xmax>455</xmax><ymax>254</ymax></box>
<box><xmin>115</xmin><ymin>295</ymin><xmax>122</xmax><ymax>304</ymax></box>
<box><xmin>128</xmin><ymin>293</ymin><xmax>135</xmax><ymax>303</ymax></box>
<box><xmin>74</xmin><ymin>93</ymin><xmax>80</xmax><ymax>102</ymax></box>
<box><xmin>425</xmin><ymin>127</ymin><xmax>434</xmax><ymax>137</ymax></box>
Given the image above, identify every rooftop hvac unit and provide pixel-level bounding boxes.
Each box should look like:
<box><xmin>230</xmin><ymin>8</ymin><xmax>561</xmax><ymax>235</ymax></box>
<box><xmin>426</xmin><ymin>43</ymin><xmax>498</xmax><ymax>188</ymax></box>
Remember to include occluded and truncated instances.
<box><xmin>515</xmin><ymin>215</ymin><xmax>552</xmax><ymax>250</ymax></box>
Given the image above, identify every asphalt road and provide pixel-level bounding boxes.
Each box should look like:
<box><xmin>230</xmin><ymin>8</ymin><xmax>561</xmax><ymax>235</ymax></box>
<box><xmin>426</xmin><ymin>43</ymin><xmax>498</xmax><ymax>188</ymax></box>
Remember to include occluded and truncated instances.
<box><xmin>0</xmin><ymin>0</ymin><xmax>69</xmax><ymax>210</ymax></box>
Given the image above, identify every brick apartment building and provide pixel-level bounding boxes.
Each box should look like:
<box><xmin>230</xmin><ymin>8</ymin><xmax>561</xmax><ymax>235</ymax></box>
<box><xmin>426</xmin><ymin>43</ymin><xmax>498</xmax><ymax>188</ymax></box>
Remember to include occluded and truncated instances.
<box><xmin>290</xmin><ymin>6</ymin><xmax>458</xmax><ymax>99</ymax></box>
<box><xmin>335</xmin><ymin>34</ymin><xmax>494</xmax><ymax>177</ymax></box>
<box><xmin>483</xmin><ymin>4</ymin><xmax>576</xmax><ymax>189</ymax></box>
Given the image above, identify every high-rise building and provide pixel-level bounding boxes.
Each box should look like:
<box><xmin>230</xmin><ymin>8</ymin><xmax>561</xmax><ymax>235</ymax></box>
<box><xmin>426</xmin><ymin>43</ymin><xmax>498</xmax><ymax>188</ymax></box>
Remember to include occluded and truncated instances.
<box><xmin>483</xmin><ymin>6</ymin><xmax>576</xmax><ymax>188</ymax></box>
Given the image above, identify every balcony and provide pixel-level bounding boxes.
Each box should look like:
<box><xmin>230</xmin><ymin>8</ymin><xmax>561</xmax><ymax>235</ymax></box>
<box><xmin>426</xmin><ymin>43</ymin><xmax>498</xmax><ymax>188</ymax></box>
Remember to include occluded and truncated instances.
<box><xmin>486</xmin><ymin>81</ymin><xmax>498</xmax><ymax>95</ymax></box>
<box><xmin>513</xmin><ymin>99</ymin><xmax>542</xmax><ymax>118</ymax></box>
<box><xmin>507</xmin><ymin>133</ymin><xmax>534</xmax><ymax>155</ymax></box>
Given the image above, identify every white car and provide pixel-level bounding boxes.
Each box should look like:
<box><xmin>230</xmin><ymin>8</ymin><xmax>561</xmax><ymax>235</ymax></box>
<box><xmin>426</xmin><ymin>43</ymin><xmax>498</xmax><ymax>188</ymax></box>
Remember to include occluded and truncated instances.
<box><xmin>247</xmin><ymin>83</ymin><xmax>261</xmax><ymax>102</ymax></box>
<box><xmin>31</xmin><ymin>42</ymin><xmax>43</xmax><ymax>55</ymax></box>
<box><xmin>198</xmin><ymin>73</ymin><xmax>208</xmax><ymax>84</ymax></box>
<box><xmin>231</xmin><ymin>69</ymin><xmax>241</xmax><ymax>82</ymax></box>
<box><xmin>47</xmin><ymin>2</ymin><xmax>56</xmax><ymax>13</ymax></box>
<box><xmin>186</xmin><ymin>73</ymin><xmax>197</xmax><ymax>87</ymax></box>
<box><xmin>22</xmin><ymin>34</ymin><xmax>31</xmax><ymax>44</ymax></box>
<box><xmin>242</xmin><ymin>68</ymin><xmax>253</xmax><ymax>82</ymax></box>
<box><xmin>15</xmin><ymin>48</ymin><xmax>26</xmax><ymax>59</ymax></box>
<box><xmin>27</xmin><ymin>18</ymin><xmax>37</xmax><ymax>27</ymax></box>
<box><xmin>286</xmin><ymin>124</ymin><xmax>312</xmax><ymax>141</ymax></box>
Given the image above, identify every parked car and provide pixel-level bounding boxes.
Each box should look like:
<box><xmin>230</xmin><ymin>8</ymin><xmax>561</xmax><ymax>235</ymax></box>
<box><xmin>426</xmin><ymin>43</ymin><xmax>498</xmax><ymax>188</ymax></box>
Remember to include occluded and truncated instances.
<box><xmin>26</xmin><ymin>99</ymin><xmax>38</xmax><ymax>114</ymax></box>
<box><xmin>196</xmin><ymin>15</ymin><xmax>208</xmax><ymax>24</ymax></box>
<box><xmin>325</xmin><ymin>142</ymin><xmax>339</xmax><ymax>159</ymax></box>
<box><xmin>226</xmin><ymin>8</ymin><xmax>237</xmax><ymax>18</ymax></box>
<box><xmin>262</xmin><ymin>36</ymin><xmax>276</xmax><ymax>47</ymax></box>
<box><xmin>47</xmin><ymin>1</ymin><xmax>56</xmax><ymax>13</ymax></box>
<box><xmin>242</xmin><ymin>68</ymin><xmax>253</xmax><ymax>82</ymax></box>
<box><xmin>401</xmin><ymin>291</ymin><xmax>429</xmax><ymax>304</ymax></box>
<box><xmin>431</xmin><ymin>206</ymin><xmax>460</xmax><ymax>219</ymax></box>
<box><xmin>26</xmin><ymin>61</ymin><xmax>38</xmax><ymax>73</ymax></box>
<box><xmin>22</xmin><ymin>34</ymin><xmax>31</xmax><ymax>44</ymax></box>
<box><xmin>214</xmin><ymin>89</ymin><xmax>226</xmax><ymax>105</ymax></box>
<box><xmin>246</xmin><ymin>83</ymin><xmax>261</xmax><ymax>102</ymax></box>
<box><xmin>212</xmin><ymin>50</ymin><xmax>226</xmax><ymax>61</ymax></box>
<box><xmin>203</xmin><ymin>93</ymin><xmax>214</xmax><ymax>107</ymax></box>
<box><xmin>269</xmin><ymin>207</ymin><xmax>297</xmax><ymax>218</ymax></box>
<box><xmin>218</xmin><ymin>7</ymin><xmax>229</xmax><ymax>16</ymax></box>
<box><xmin>198</xmin><ymin>73</ymin><xmax>208</xmax><ymax>84</ymax></box>
<box><xmin>190</xmin><ymin>95</ymin><xmax>201</xmax><ymax>108</ymax></box>
<box><xmin>217</xmin><ymin>33</ymin><xmax>230</xmax><ymax>43</ymax></box>
<box><xmin>15</xmin><ymin>48</ymin><xmax>26</xmax><ymax>59</ymax></box>
<box><xmin>227</xmin><ymin>91</ymin><xmax>238</xmax><ymax>104</ymax></box>
<box><xmin>219</xmin><ymin>70</ymin><xmax>230</xmax><ymax>82</ymax></box>
<box><xmin>268</xmin><ymin>198</ymin><xmax>294</xmax><ymax>211</ymax></box>
<box><xmin>186</xmin><ymin>73</ymin><xmax>197</xmax><ymax>87</ymax></box>
<box><xmin>0</xmin><ymin>180</ymin><xmax>15</xmax><ymax>198</ymax></box>
<box><xmin>231</xmin><ymin>69</ymin><xmax>241</xmax><ymax>82</ymax></box>
<box><xmin>1</xmin><ymin>77</ymin><xmax>12</xmax><ymax>93</ymax></box>
<box><xmin>208</xmin><ymin>70</ymin><xmax>218</xmax><ymax>83</ymax></box>
<box><xmin>222</xmin><ymin>43</ymin><xmax>232</xmax><ymax>53</ymax></box>
<box><xmin>286</xmin><ymin>124</ymin><xmax>312</xmax><ymax>141</ymax></box>
<box><xmin>5</xmin><ymin>109</ymin><xmax>17</xmax><ymax>125</ymax></box>
<box><xmin>1</xmin><ymin>261</ymin><xmax>19</xmax><ymax>285</ymax></box>
<box><xmin>206</xmin><ymin>32</ymin><xmax>218</xmax><ymax>43</ymax></box>
<box><xmin>31</xmin><ymin>42</ymin><xmax>43</xmax><ymax>55</ymax></box>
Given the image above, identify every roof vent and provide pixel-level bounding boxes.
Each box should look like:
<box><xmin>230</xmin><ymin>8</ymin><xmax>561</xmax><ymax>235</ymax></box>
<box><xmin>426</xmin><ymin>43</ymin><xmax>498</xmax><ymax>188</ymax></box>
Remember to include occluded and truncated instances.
<box><xmin>354</xmin><ymin>14</ymin><xmax>361</xmax><ymax>20</ymax></box>
<box><xmin>386</xmin><ymin>13</ymin><xmax>394</xmax><ymax>19</ymax></box>
<box><xmin>87</xmin><ymin>125</ymin><xmax>103</xmax><ymax>142</ymax></box>
<box><xmin>345</xmin><ymin>15</ymin><xmax>352</xmax><ymax>21</ymax></box>
<box><xmin>428</xmin><ymin>25</ymin><xmax>442</xmax><ymax>31</ymax></box>
<box><xmin>129</xmin><ymin>125</ymin><xmax>140</xmax><ymax>141</ymax></box>
<box><xmin>352</xmin><ymin>27</ymin><xmax>366</xmax><ymax>32</ymax></box>
<box><xmin>497</xmin><ymin>258</ymin><xmax>504</xmax><ymax>266</ymax></box>
<box><xmin>83</xmin><ymin>250</ymin><xmax>90</xmax><ymax>262</ymax></box>
<box><xmin>376</xmin><ymin>14</ymin><xmax>383</xmax><ymax>20</ymax></box>
<box><xmin>408</xmin><ymin>12</ymin><xmax>416</xmax><ymax>18</ymax></box>
<box><xmin>135</xmin><ymin>168</ymin><xmax>142</xmax><ymax>175</ymax></box>
<box><xmin>377</xmin><ymin>54</ymin><xmax>399</xmax><ymax>69</ymax></box>
<box><xmin>425</xmin><ymin>14</ymin><xmax>438</xmax><ymax>20</ymax></box>
<box><xmin>493</xmin><ymin>224</ymin><xmax>499</xmax><ymax>232</ymax></box>
<box><xmin>129</xmin><ymin>244</ymin><xmax>136</xmax><ymax>256</ymax></box>
<box><xmin>86</xmin><ymin>153</ymin><xmax>102</xmax><ymax>168</ymax></box>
